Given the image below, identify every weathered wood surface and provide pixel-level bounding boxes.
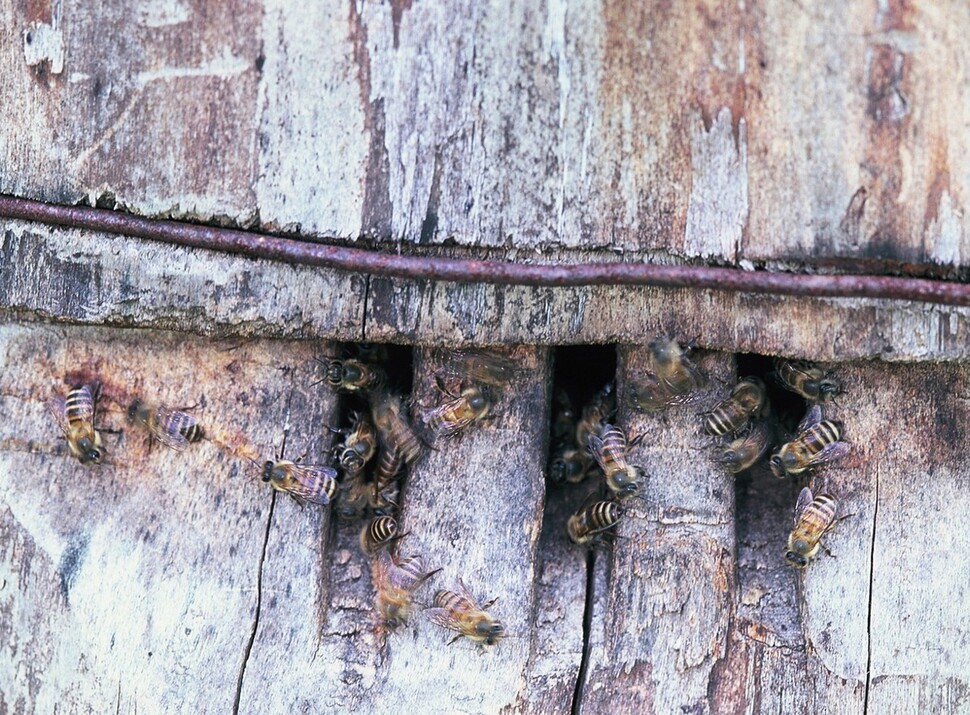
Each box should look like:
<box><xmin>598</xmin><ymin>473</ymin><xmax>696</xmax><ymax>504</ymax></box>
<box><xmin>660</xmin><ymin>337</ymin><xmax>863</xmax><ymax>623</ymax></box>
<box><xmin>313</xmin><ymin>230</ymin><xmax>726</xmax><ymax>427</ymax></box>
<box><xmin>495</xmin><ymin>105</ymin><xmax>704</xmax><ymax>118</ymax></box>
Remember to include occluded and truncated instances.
<box><xmin>4</xmin><ymin>222</ymin><xmax>970</xmax><ymax>361</ymax></box>
<box><xmin>4</xmin><ymin>1</ymin><xmax>970</xmax><ymax>270</ymax></box>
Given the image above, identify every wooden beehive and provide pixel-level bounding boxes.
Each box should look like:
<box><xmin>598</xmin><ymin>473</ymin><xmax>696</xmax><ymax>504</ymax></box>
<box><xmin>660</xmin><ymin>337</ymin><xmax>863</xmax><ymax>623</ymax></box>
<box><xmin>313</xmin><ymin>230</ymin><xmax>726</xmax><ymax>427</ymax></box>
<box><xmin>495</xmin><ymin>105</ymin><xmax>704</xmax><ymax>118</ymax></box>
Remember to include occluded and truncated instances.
<box><xmin>3</xmin><ymin>1</ymin><xmax>970</xmax><ymax>713</ymax></box>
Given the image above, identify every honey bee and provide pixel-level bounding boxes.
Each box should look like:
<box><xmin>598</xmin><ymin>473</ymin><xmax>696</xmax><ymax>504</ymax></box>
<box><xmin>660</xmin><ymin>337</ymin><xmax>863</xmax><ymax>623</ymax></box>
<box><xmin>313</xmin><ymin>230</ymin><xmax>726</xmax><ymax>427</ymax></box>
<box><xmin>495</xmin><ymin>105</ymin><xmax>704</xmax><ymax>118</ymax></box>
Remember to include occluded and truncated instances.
<box><xmin>770</xmin><ymin>405</ymin><xmax>849</xmax><ymax>479</ymax></box>
<box><xmin>774</xmin><ymin>360</ymin><xmax>841</xmax><ymax>403</ymax></box>
<box><xmin>320</xmin><ymin>357</ymin><xmax>385</xmax><ymax>394</ymax></box>
<box><xmin>360</xmin><ymin>515</ymin><xmax>400</xmax><ymax>554</ymax></box>
<box><xmin>373</xmin><ymin>550</ymin><xmax>441</xmax><ymax>632</ymax></box>
<box><xmin>335</xmin><ymin>470</ymin><xmax>370</xmax><ymax>521</ymax></box>
<box><xmin>335</xmin><ymin>413</ymin><xmax>378</xmax><ymax>475</ymax></box>
<box><xmin>127</xmin><ymin>399</ymin><xmax>204</xmax><ymax>451</ymax></box>
<box><xmin>434</xmin><ymin>348</ymin><xmax>519</xmax><ymax>389</ymax></box>
<box><xmin>48</xmin><ymin>383</ymin><xmax>104</xmax><ymax>465</ymax></box>
<box><xmin>587</xmin><ymin>423</ymin><xmax>643</xmax><ymax>498</ymax></box>
<box><xmin>630</xmin><ymin>338</ymin><xmax>706</xmax><ymax>411</ymax></box>
<box><xmin>785</xmin><ymin>488</ymin><xmax>839</xmax><ymax>568</ymax></box>
<box><xmin>427</xmin><ymin>581</ymin><xmax>505</xmax><ymax>646</ymax></box>
<box><xmin>567</xmin><ymin>499</ymin><xmax>623</xmax><ymax>545</ymax></box>
<box><xmin>371</xmin><ymin>390</ymin><xmax>424</xmax><ymax>464</ymax></box>
<box><xmin>575</xmin><ymin>382</ymin><xmax>616</xmax><ymax>453</ymax></box>
<box><xmin>702</xmin><ymin>377</ymin><xmax>768</xmax><ymax>437</ymax></box>
<box><xmin>720</xmin><ymin>420</ymin><xmax>774</xmax><ymax>474</ymax></box>
<box><xmin>370</xmin><ymin>480</ymin><xmax>400</xmax><ymax>515</ymax></box>
<box><xmin>548</xmin><ymin>447</ymin><xmax>595</xmax><ymax>485</ymax></box>
<box><xmin>418</xmin><ymin>384</ymin><xmax>493</xmax><ymax>440</ymax></box>
<box><xmin>261</xmin><ymin>459</ymin><xmax>338</xmax><ymax>506</ymax></box>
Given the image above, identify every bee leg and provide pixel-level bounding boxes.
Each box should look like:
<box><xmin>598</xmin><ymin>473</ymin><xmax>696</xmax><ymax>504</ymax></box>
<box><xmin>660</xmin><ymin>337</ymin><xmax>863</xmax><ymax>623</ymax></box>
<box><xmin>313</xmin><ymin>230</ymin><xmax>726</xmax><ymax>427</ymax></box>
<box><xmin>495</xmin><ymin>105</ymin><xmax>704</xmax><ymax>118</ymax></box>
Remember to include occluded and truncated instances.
<box><xmin>628</xmin><ymin>432</ymin><xmax>646</xmax><ymax>448</ymax></box>
<box><xmin>289</xmin><ymin>494</ymin><xmax>307</xmax><ymax>508</ymax></box>
<box><xmin>481</xmin><ymin>597</ymin><xmax>499</xmax><ymax>610</ymax></box>
<box><xmin>821</xmin><ymin>544</ymin><xmax>835</xmax><ymax>559</ymax></box>
<box><xmin>447</xmin><ymin>634</ymin><xmax>464</xmax><ymax>646</ymax></box>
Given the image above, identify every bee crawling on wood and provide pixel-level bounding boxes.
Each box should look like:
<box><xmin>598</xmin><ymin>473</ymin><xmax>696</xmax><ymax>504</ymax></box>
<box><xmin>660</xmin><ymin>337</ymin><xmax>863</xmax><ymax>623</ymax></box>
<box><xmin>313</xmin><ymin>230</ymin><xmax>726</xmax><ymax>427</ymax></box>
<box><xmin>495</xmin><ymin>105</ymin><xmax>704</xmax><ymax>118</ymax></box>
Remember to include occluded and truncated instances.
<box><xmin>774</xmin><ymin>359</ymin><xmax>841</xmax><ymax>403</ymax></box>
<box><xmin>333</xmin><ymin>412</ymin><xmax>378</xmax><ymax>475</ymax></box>
<box><xmin>373</xmin><ymin>550</ymin><xmax>441</xmax><ymax>633</ymax></box>
<box><xmin>416</xmin><ymin>382</ymin><xmax>494</xmax><ymax>442</ymax></box>
<box><xmin>574</xmin><ymin>382</ymin><xmax>616</xmax><ymax>454</ymax></box>
<box><xmin>127</xmin><ymin>398</ymin><xmax>204</xmax><ymax>451</ymax></box>
<box><xmin>432</xmin><ymin>348</ymin><xmax>521</xmax><ymax>391</ymax></box>
<box><xmin>427</xmin><ymin>580</ymin><xmax>505</xmax><ymax>647</ymax></box>
<box><xmin>770</xmin><ymin>405</ymin><xmax>849</xmax><ymax>479</ymax></box>
<box><xmin>567</xmin><ymin>498</ymin><xmax>623</xmax><ymax>547</ymax></box>
<box><xmin>587</xmin><ymin>422</ymin><xmax>644</xmax><ymax>498</ymax></box>
<box><xmin>360</xmin><ymin>515</ymin><xmax>402</xmax><ymax>554</ymax></box>
<box><xmin>316</xmin><ymin>356</ymin><xmax>386</xmax><ymax>395</ymax></box>
<box><xmin>701</xmin><ymin>377</ymin><xmax>768</xmax><ymax>437</ymax></box>
<box><xmin>371</xmin><ymin>389</ymin><xmax>424</xmax><ymax>465</ymax></box>
<box><xmin>629</xmin><ymin>338</ymin><xmax>706</xmax><ymax>412</ymax></box>
<box><xmin>785</xmin><ymin>487</ymin><xmax>841</xmax><ymax>569</ymax></box>
<box><xmin>48</xmin><ymin>383</ymin><xmax>105</xmax><ymax>466</ymax></box>
<box><xmin>260</xmin><ymin>457</ymin><xmax>338</xmax><ymax>506</ymax></box>
<box><xmin>719</xmin><ymin>419</ymin><xmax>774</xmax><ymax>474</ymax></box>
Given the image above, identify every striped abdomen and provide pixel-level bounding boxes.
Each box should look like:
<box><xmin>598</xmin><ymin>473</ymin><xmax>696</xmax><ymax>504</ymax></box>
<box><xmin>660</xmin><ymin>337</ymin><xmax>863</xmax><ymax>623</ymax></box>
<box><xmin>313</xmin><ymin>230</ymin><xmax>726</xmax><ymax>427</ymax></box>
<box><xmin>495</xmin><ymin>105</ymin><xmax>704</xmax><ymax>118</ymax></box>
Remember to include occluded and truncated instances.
<box><xmin>567</xmin><ymin>501</ymin><xmax>622</xmax><ymax>544</ymax></box>
<box><xmin>374</xmin><ymin>444</ymin><xmax>403</xmax><ymax>488</ymax></box>
<box><xmin>65</xmin><ymin>385</ymin><xmax>96</xmax><ymax>425</ymax></box>
<box><xmin>794</xmin><ymin>420</ymin><xmax>843</xmax><ymax>459</ymax></box>
<box><xmin>361</xmin><ymin>515</ymin><xmax>399</xmax><ymax>553</ymax></box>
<box><xmin>166</xmin><ymin>411</ymin><xmax>204</xmax><ymax>443</ymax></box>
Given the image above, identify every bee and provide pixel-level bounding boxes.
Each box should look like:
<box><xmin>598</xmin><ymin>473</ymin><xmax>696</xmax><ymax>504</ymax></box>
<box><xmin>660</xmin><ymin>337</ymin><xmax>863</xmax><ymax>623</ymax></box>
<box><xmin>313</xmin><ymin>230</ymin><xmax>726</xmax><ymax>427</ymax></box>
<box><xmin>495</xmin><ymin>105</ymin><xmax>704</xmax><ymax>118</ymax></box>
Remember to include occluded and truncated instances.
<box><xmin>320</xmin><ymin>357</ymin><xmax>385</xmax><ymax>394</ymax></box>
<box><xmin>48</xmin><ymin>383</ymin><xmax>104</xmax><ymax>465</ymax></box>
<box><xmin>774</xmin><ymin>359</ymin><xmax>841</xmax><ymax>403</ymax></box>
<box><xmin>360</xmin><ymin>515</ymin><xmax>400</xmax><ymax>554</ymax></box>
<box><xmin>434</xmin><ymin>348</ymin><xmax>519</xmax><ymax>389</ymax></box>
<box><xmin>720</xmin><ymin>420</ymin><xmax>774</xmax><ymax>474</ymax></box>
<box><xmin>701</xmin><ymin>377</ymin><xmax>768</xmax><ymax>437</ymax></box>
<box><xmin>770</xmin><ymin>405</ymin><xmax>849</xmax><ymax>479</ymax></box>
<box><xmin>261</xmin><ymin>459</ymin><xmax>338</xmax><ymax>506</ymax></box>
<box><xmin>427</xmin><ymin>581</ymin><xmax>505</xmax><ymax>646</ymax></box>
<box><xmin>575</xmin><ymin>382</ymin><xmax>616</xmax><ymax>453</ymax></box>
<box><xmin>371</xmin><ymin>390</ymin><xmax>424</xmax><ymax>464</ymax></box>
<box><xmin>335</xmin><ymin>413</ymin><xmax>378</xmax><ymax>475</ymax></box>
<box><xmin>567</xmin><ymin>500</ymin><xmax>623</xmax><ymax>546</ymax></box>
<box><xmin>785</xmin><ymin>488</ymin><xmax>839</xmax><ymax>568</ymax></box>
<box><xmin>335</xmin><ymin>470</ymin><xmax>370</xmax><ymax>521</ymax></box>
<box><xmin>373</xmin><ymin>550</ymin><xmax>440</xmax><ymax>632</ymax></box>
<box><xmin>587</xmin><ymin>423</ymin><xmax>643</xmax><ymax>498</ymax></box>
<box><xmin>370</xmin><ymin>480</ymin><xmax>400</xmax><ymax>515</ymax></box>
<box><xmin>418</xmin><ymin>384</ymin><xmax>493</xmax><ymax>441</ymax></box>
<box><xmin>630</xmin><ymin>338</ymin><xmax>706</xmax><ymax>411</ymax></box>
<box><xmin>548</xmin><ymin>447</ymin><xmax>595</xmax><ymax>485</ymax></box>
<box><xmin>127</xmin><ymin>399</ymin><xmax>204</xmax><ymax>451</ymax></box>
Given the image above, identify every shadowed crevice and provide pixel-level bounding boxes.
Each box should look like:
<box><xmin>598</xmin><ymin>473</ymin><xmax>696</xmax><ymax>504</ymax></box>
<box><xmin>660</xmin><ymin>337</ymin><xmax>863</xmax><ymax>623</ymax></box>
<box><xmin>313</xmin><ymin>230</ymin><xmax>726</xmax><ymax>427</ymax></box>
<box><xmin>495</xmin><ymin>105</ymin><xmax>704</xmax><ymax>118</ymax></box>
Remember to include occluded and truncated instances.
<box><xmin>862</xmin><ymin>468</ymin><xmax>879</xmax><ymax>714</ymax></box>
<box><xmin>570</xmin><ymin>549</ymin><xmax>596</xmax><ymax>715</ymax></box>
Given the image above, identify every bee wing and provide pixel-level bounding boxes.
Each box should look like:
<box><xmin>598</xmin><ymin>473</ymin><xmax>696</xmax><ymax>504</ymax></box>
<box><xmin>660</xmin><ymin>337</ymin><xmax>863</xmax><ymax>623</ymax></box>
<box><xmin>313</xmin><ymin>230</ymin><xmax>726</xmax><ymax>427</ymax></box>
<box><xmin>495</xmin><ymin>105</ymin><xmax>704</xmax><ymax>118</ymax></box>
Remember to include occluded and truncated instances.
<box><xmin>794</xmin><ymin>487</ymin><xmax>814</xmax><ymax>525</ymax></box>
<box><xmin>796</xmin><ymin>404</ymin><xmax>823</xmax><ymax>433</ymax></box>
<box><xmin>46</xmin><ymin>396</ymin><xmax>70</xmax><ymax>432</ymax></box>
<box><xmin>586</xmin><ymin>433</ymin><xmax>607</xmax><ymax>469</ymax></box>
<box><xmin>426</xmin><ymin>607</ymin><xmax>461</xmax><ymax>632</ymax></box>
<box><xmin>456</xmin><ymin>578</ymin><xmax>482</xmax><ymax>608</ymax></box>
<box><xmin>149</xmin><ymin>406</ymin><xmax>192</xmax><ymax>451</ymax></box>
<box><xmin>805</xmin><ymin>440</ymin><xmax>851</xmax><ymax>469</ymax></box>
<box><xmin>289</xmin><ymin>464</ymin><xmax>338</xmax><ymax>505</ymax></box>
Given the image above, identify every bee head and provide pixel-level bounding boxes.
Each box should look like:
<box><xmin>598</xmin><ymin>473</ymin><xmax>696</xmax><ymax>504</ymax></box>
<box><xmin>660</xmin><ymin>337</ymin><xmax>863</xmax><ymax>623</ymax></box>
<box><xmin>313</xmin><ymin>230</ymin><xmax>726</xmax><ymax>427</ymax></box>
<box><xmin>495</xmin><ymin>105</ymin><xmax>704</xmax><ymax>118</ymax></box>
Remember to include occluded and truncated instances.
<box><xmin>340</xmin><ymin>450</ymin><xmax>365</xmax><ymax>472</ymax></box>
<box><xmin>784</xmin><ymin>550</ymin><xmax>808</xmax><ymax>569</ymax></box>
<box><xmin>126</xmin><ymin>399</ymin><xmax>142</xmax><ymax>421</ymax></box>
<box><xmin>325</xmin><ymin>360</ymin><xmax>345</xmax><ymax>386</ymax></box>
<box><xmin>261</xmin><ymin>461</ymin><xmax>275</xmax><ymax>482</ymax></box>
<box><xmin>477</xmin><ymin>620</ymin><xmax>505</xmax><ymax>645</ymax></box>
<box><xmin>721</xmin><ymin>450</ymin><xmax>741</xmax><ymax>472</ymax></box>
<box><xmin>769</xmin><ymin>454</ymin><xmax>786</xmax><ymax>478</ymax></box>
<box><xmin>819</xmin><ymin>379</ymin><xmax>840</xmax><ymax>400</ymax></box>
<box><xmin>467</xmin><ymin>389</ymin><xmax>489</xmax><ymax>412</ymax></box>
<box><xmin>548</xmin><ymin>456</ymin><xmax>568</xmax><ymax>484</ymax></box>
<box><xmin>78</xmin><ymin>439</ymin><xmax>104</xmax><ymax>466</ymax></box>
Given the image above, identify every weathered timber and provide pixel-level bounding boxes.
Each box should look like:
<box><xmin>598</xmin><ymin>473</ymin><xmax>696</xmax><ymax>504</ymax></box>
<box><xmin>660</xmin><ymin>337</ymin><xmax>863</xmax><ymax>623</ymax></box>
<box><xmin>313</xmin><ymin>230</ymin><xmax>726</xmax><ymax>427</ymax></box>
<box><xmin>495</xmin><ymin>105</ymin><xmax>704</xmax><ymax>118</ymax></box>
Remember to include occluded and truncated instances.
<box><xmin>4</xmin><ymin>223</ymin><xmax>970</xmax><ymax>361</ymax></box>
<box><xmin>4</xmin><ymin>2</ymin><xmax>970</xmax><ymax>269</ymax></box>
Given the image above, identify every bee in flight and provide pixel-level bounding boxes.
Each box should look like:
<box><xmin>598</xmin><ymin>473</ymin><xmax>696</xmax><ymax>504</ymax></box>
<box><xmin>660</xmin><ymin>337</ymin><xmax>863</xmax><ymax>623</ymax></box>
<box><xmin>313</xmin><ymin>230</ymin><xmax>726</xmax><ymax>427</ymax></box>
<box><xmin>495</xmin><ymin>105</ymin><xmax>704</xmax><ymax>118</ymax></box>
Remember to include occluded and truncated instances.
<box><xmin>334</xmin><ymin>413</ymin><xmax>378</xmax><ymax>475</ymax></box>
<box><xmin>774</xmin><ymin>359</ymin><xmax>841</xmax><ymax>403</ymax></box>
<box><xmin>719</xmin><ymin>420</ymin><xmax>774</xmax><ymax>474</ymax></box>
<box><xmin>587</xmin><ymin>423</ymin><xmax>643</xmax><ymax>498</ymax></box>
<box><xmin>433</xmin><ymin>348</ymin><xmax>520</xmax><ymax>390</ymax></box>
<box><xmin>702</xmin><ymin>377</ymin><xmax>768</xmax><ymax>437</ymax></box>
<box><xmin>770</xmin><ymin>405</ymin><xmax>849</xmax><ymax>479</ymax></box>
<box><xmin>786</xmin><ymin>487</ymin><xmax>840</xmax><ymax>568</ymax></box>
<box><xmin>630</xmin><ymin>338</ymin><xmax>706</xmax><ymax>411</ymax></box>
<box><xmin>371</xmin><ymin>390</ymin><xmax>424</xmax><ymax>465</ymax></box>
<box><xmin>48</xmin><ymin>383</ymin><xmax>105</xmax><ymax>466</ymax></box>
<box><xmin>427</xmin><ymin>580</ymin><xmax>505</xmax><ymax>646</ymax></box>
<box><xmin>372</xmin><ymin>550</ymin><xmax>440</xmax><ymax>633</ymax></box>
<box><xmin>567</xmin><ymin>499</ymin><xmax>623</xmax><ymax>546</ymax></box>
<box><xmin>360</xmin><ymin>515</ymin><xmax>401</xmax><ymax>554</ymax></box>
<box><xmin>261</xmin><ymin>459</ymin><xmax>338</xmax><ymax>506</ymax></box>
<box><xmin>318</xmin><ymin>357</ymin><xmax>386</xmax><ymax>394</ymax></box>
<box><xmin>127</xmin><ymin>399</ymin><xmax>204</xmax><ymax>451</ymax></box>
<box><xmin>417</xmin><ymin>383</ymin><xmax>493</xmax><ymax>441</ymax></box>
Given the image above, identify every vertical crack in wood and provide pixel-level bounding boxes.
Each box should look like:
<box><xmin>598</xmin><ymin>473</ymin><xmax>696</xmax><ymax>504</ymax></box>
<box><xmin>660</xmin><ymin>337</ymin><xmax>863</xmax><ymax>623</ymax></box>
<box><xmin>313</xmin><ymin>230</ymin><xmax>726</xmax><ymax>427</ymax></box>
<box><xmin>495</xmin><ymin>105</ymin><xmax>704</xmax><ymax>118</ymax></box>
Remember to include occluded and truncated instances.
<box><xmin>360</xmin><ymin>275</ymin><xmax>371</xmax><ymax>342</ymax></box>
<box><xmin>233</xmin><ymin>492</ymin><xmax>277</xmax><ymax>715</ymax></box>
<box><xmin>862</xmin><ymin>465</ymin><xmax>880</xmax><ymax>714</ymax></box>
<box><xmin>570</xmin><ymin>549</ymin><xmax>596</xmax><ymax>715</ymax></box>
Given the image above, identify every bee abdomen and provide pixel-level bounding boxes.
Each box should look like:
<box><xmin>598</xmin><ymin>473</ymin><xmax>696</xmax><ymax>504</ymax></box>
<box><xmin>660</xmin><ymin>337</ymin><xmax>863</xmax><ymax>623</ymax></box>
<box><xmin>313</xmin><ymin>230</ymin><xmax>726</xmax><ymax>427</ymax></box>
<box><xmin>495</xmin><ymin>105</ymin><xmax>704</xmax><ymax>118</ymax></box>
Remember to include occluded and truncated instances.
<box><xmin>169</xmin><ymin>412</ymin><xmax>204</xmax><ymax>443</ymax></box>
<box><xmin>702</xmin><ymin>406</ymin><xmax>743</xmax><ymax>436</ymax></box>
<box><xmin>65</xmin><ymin>386</ymin><xmax>95</xmax><ymax>424</ymax></box>
<box><xmin>803</xmin><ymin>494</ymin><xmax>839</xmax><ymax>527</ymax></box>
<box><xmin>432</xmin><ymin>590</ymin><xmax>471</xmax><ymax>612</ymax></box>
<box><xmin>805</xmin><ymin>420</ymin><xmax>843</xmax><ymax>451</ymax></box>
<box><xmin>361</xmin><ymin>516</ymin><xmax>399</xmax><ymax>553</ymax></box>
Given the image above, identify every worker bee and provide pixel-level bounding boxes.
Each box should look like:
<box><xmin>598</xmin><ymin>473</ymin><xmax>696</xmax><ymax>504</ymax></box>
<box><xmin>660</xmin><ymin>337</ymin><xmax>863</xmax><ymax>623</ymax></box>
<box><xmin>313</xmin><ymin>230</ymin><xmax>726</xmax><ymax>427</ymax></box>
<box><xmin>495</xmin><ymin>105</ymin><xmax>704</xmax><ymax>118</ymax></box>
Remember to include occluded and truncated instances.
<box><xmin>334</xmin><ymin>413</ymin><xmax>378</xmax><ymax>475</ymax></box>
<box><xmin>427</xmin><ymin>581</ymin><xmax>505</xmax><ymax>646</ymax></box>
<box><xmin>770</xmin><ymin>405</ymin><xmax>849</xmax><ymax>479</ymax></box>
<box><xmin>630</xmin><ymin>338</ymin><xmax>706</xmax><ymax>411</ymax></box>
<box><xmin>720</xmin><ymin>420</ymin><xmax>774</xmax><ymax>474</ymax></box>
<box><xmin>701</xmin><ymin>377</ymin><xmax>768</xmax><ymax>436</ymax></box>
<box><xmin>335</xmin><ymin>470</ymin><xmax>370</xmax><ymax>521</ymax></box>
<box><xmin>371</xmin><ymin>390</ymin><xmax>424</xmax><ymax>464</ymax></box>
<box><xmin>320</xmin><ymin>357</ymin><xmax>385</xmax><ymax>394</ymax></box>
<box><xmin>587</xmin><ymin>423</ymin><xmax>643</xmax><ymax>498</ymax></box>
<box><xmin>548</xmin><ymin>447</ymin><xmax>595</xmax><ymax>485</ymax></box>
<box><xmin>127</xmin><ymin>399</ymin><xmax>204</xmax><ymax>451</ymax></box>
<box><xmin>774</xmin><ymin>359</ymin><xmax>841</xmax><ymax>403</ymax></box>
<box><xmin>48</xmin><ymin>383</ymin><xmax>104</xmax><ymax>465</ymax></box>
<box><xmin>434</xmin><ymin>348</ymin><xmax>519</xmax><ymax>389</ymax></box>
<box><xmin>373</xmin><ymin>550</ymin><xmax>441</xmax><ymax>632</ymax></box>
<box><xmin>360</xmin><ymin>515</ymin><xmax>400</xmax><ymax>554</ymax></box>
<box><xmin>418</xmin><ymin>384</ymin><xmax>493</xmax><ymax>441</ymax></box>
<box><xmin>785</xmin><ymin>488</ymin><xmax>839</xmax><ymax>568</ymax></box>
<box><xmin>575</xmin><ymin>382</ymin><xmax>616</xmax><ymax>453</ymax></box>
<box><xmin>567</xmin><ymin>499</ymin><xmax>623</xmax><ymax>546</ymax></box>
<box><xmin>370</xmin><ymin>480</ymin><xmax>400</xmax><ymax>515</ymax></box>
<box><xmin>261</xmin><ymin>459</ymin><xmax>338</xmax><ymax>506</ymax></box>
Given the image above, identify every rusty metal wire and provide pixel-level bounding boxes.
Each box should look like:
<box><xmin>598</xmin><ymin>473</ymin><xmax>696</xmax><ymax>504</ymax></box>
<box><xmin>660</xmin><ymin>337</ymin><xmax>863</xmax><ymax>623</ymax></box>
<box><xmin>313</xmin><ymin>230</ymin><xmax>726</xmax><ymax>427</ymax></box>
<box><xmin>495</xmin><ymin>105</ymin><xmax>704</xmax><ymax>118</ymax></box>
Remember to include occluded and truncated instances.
<box><xmin>2</xmin><ymin>194</ymin><xmax>970</xmax><ymax>307</ymax></box>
